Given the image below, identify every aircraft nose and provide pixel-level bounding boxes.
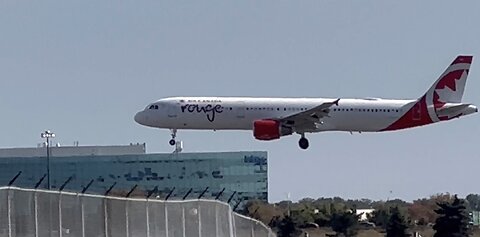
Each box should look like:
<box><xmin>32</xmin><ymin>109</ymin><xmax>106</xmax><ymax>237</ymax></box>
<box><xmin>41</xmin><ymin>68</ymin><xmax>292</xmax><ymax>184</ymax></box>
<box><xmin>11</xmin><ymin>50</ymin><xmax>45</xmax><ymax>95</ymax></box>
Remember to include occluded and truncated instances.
<box><xmin>134</xmin><ymin>111</ymin><xmax>147</xmax><ymax>125</ymax></box>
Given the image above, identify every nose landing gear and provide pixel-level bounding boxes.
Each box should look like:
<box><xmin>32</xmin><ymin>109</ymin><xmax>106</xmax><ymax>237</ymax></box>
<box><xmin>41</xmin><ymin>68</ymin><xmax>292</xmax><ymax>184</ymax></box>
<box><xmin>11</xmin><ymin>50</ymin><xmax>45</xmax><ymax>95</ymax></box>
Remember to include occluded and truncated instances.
<box><xmin>169</xmin><ymin>129</ymin><xmax>177</xmax><ymax>146</ymax></box>
<box><xmin>298</xmin><ymin>134</ymin><xmax>309</xmax><ymax>150</ymax></box>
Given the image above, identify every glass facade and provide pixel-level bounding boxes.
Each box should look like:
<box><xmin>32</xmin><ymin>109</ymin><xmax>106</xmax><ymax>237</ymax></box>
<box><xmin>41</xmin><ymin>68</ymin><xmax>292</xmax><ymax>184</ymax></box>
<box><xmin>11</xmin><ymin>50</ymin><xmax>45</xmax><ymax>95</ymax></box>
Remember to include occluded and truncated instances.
<box><xmin>0</xmin><ymin>150</ymin><xmax>268</xmax><ymax>208</ymax></box>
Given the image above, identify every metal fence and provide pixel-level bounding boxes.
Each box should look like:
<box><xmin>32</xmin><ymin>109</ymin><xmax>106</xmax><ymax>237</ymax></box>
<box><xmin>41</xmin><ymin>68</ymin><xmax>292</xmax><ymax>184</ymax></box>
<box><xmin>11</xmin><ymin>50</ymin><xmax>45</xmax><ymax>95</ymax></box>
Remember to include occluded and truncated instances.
<box><xmin>0</xmin><ymin>187</ymin><xmax>275</xmax><ymax>237</ymax></box>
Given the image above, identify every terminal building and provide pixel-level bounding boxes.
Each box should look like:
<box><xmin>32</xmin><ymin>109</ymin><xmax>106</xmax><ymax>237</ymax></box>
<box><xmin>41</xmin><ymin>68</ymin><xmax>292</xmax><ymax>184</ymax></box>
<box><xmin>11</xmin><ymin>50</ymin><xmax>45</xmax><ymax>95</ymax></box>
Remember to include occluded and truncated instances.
<box><xmin>0</xmin><ymin>144</ymin><xmax>268</xmax><ymax>208</ymax></box>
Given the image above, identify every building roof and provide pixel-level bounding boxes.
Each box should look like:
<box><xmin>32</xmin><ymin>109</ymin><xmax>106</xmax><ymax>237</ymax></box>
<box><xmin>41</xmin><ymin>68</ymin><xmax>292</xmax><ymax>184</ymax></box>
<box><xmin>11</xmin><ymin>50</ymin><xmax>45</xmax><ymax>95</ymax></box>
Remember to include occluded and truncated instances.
<box><xmin>0</xmin><ymin>143</ymin><xmax>146</xmax><ymax>158</ymax></box>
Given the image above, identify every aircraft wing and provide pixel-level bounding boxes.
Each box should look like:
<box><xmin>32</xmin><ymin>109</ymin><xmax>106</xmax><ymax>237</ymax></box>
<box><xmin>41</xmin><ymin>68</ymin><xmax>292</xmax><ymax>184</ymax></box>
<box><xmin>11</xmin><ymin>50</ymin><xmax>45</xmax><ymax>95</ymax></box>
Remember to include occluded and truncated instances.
<box><xmin>279</xmin><ymin>99</ymin><xmax>340</xmax><ymax>131</ymax></box>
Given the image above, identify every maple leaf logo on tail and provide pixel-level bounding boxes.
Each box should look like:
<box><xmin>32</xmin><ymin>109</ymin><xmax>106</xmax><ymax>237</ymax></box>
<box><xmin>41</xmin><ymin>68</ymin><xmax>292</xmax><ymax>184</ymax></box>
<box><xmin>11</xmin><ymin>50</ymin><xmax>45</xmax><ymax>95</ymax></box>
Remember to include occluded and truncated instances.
<box><xmin>433</xmin><ymin>65</ymin><xmax>469</xmax><ymax>108</ymax></box>
<box><xmin>425</xmin><ymin>55</ymin><xmax>473</xmax><ymax>122</ymax></box>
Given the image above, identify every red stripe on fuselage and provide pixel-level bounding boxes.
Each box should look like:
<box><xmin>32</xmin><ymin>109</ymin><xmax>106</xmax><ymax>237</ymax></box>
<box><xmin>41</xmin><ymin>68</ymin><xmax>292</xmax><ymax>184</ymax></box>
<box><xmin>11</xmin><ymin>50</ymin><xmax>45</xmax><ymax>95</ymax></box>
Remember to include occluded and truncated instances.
<box><xmin>381</xmin><ymin>96</ymin><xmax>433</xmax><ymax>131</ymax></box>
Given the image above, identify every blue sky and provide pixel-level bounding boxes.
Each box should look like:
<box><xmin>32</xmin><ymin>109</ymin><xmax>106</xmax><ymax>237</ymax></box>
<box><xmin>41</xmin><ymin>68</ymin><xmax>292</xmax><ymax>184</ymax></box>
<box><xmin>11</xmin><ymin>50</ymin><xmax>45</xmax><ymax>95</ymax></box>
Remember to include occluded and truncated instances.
<box><xmin>1</xmin><ymin>1</ymin><xmax>479</xmax><ymax>202</ymax></box>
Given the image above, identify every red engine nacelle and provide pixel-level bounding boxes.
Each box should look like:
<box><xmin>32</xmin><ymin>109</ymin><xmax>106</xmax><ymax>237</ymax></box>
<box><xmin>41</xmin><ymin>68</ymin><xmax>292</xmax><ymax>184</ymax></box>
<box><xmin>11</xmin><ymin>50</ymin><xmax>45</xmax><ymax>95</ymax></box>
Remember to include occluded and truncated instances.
<box><xmin>253</xmin><ymin>120</ymin><xmax>280</xmax><ymax>140</ymax></box>
<box><xmin>253</xmin><ymin>120</ymin><xmax>293</xmax><ymax>141</ymax></box>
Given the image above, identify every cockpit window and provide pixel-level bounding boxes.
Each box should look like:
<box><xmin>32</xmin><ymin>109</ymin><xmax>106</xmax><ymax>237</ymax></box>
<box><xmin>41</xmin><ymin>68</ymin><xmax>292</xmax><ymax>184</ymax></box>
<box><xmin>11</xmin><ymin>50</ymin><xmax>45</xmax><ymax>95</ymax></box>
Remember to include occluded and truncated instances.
<box><xmin>148</xmin><ymin>105</ymin><xmax>160</xmax><ymax>110</ymax></box>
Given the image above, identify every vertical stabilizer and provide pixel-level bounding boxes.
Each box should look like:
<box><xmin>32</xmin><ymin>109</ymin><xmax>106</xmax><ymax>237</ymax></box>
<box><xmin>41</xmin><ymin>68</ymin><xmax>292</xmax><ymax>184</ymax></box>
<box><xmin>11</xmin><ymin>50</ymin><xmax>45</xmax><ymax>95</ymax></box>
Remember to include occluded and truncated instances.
<box><xmin>425</xmin><ymin>55</ymin><xmax>472</xmax><ymax>106</ymax></box>
<box><xmin>382</xmin><ymin>55</ymin><xmax>474</xmax><ymax>131</ymax></box>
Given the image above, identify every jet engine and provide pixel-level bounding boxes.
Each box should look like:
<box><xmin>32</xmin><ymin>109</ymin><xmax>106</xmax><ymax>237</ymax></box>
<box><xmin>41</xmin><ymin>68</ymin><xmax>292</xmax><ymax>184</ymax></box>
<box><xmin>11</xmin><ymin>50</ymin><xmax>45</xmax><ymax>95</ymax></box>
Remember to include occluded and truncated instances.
<box><xmin>253</xmin><ymin>120</ymin><xmax>293</xmax><ymax>140</ymax></box>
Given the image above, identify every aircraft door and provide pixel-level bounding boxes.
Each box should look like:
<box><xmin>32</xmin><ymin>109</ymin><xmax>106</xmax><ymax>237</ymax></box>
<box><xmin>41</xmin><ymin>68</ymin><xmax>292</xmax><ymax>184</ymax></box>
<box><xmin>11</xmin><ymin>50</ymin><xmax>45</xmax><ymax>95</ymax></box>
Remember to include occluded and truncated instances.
<box><xmin>236</xmin><ymin>101</ymin><xmax>246</xmax><ymax>119</ymax></box>
<box><xmin>168</xmin><ymin>103</ymin><xmax>178</xmax><ymax>118</ymax></box>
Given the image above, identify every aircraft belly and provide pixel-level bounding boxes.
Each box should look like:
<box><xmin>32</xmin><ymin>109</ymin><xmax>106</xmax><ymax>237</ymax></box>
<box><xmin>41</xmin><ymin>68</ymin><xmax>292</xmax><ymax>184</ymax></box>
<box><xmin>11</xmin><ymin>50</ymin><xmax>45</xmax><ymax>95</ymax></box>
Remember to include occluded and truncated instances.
<box><xmin>326</xmin><ymin>114</ymin><xmax>400</xmax><ymax>132</ymax></box>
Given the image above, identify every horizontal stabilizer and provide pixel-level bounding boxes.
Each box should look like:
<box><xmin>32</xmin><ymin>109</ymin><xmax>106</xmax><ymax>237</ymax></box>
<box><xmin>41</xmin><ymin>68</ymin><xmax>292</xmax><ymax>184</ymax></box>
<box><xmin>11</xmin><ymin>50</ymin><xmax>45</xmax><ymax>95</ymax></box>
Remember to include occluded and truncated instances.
<box><xmin>436</xmin><ymin>104</ymin><xmax>470</xmax><ymax>117</ymax></box>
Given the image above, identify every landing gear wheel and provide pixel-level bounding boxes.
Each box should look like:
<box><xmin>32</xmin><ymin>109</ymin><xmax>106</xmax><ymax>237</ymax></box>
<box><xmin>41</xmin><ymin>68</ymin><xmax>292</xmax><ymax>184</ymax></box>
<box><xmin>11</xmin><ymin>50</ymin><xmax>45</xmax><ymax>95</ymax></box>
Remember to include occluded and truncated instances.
<box><xmin>169</xmin><ymin>129</ymin><xmax>177</xmax><ymax>146</ymax></box>
<box><xmin>298</xmin><ymin>137</ymin><xmax>309</xmax><ymax>150</ymax></box>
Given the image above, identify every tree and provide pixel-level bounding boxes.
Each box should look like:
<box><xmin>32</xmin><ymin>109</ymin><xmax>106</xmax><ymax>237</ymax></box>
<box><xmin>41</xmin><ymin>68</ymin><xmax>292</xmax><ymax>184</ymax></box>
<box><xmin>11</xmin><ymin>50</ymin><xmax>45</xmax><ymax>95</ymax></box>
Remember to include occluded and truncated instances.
<box><xmin>370</xmin><ymin>200</ymin><xmax>409</xmax><ymax>228</ymax></box>
<box><xmin>330</xmin><ymin>210</ymin><xmax>359</xmax><ymax>237</ymax></box>
<box><xmin>369</xmin><ymin>205</ymin><xmax>391</xmax><ymax>228</ymax></box>
<box><xmin>433</xmin><ymin>195</ymin><xmax>470</xmax><ymax>237</ymax></box>
<box><xmin>466</xmin><ymin>194</ymin><xmax>480</xmax><ymax>211</ymax></box>
<box><xmin>409</xmin><ymin>193</ymin><xmax>454</xmax><ymax>225</ymax></box>
<box><xmin>290</xmin><ymin>209</ymin><xmax>315</xmax><ymax>227</ymax></box>
<box><xmin>313</xmin><ymin>208</ymin><xmax>331</xmax><ymax>227</ymax></box>
<box><xmin>242</xmin><ymin>200</ymin><xmax>283</xmax><ymax>226</ymax></box>
<box><xmin>277</xmin><ymin>215</ymin><xmax>299</xmax><ymax>237</ymax></box>
<box><xmin>386</xmin><ymin>206</ymin><xmax>409</xmax><ymax>237</ymax></box>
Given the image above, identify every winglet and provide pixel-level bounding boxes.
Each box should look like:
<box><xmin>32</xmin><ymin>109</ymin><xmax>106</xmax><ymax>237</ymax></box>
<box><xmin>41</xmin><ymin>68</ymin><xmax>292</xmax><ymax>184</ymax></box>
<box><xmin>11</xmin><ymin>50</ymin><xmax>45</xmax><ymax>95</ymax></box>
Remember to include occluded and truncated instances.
<box><xmin>333</xmin><ymin>98</ymin><xmax>340</xmax><ymax>106</ymax></box>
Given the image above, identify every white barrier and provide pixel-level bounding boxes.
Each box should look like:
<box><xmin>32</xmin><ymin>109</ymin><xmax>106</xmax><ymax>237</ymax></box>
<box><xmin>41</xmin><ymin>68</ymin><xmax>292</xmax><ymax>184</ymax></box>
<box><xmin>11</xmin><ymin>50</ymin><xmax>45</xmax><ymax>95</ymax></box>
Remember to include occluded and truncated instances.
<box><xmin>0</xmin><ymin>187</ymin><xmax>275</xmax><ymax>237</ymax></box>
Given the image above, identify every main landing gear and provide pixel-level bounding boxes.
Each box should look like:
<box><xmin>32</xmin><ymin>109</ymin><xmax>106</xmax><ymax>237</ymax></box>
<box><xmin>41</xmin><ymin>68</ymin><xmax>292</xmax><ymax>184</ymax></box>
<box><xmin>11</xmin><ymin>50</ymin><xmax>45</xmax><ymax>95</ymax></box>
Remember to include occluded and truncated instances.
<box><xmin>298</xmin><ymin>134</ymin><xmax>309</xmax><ymax>150</ymax></box>
<box><xmin>169</xmin><ymin>129</ymin><xmax>177</xmax><ymax>146</ymax></box>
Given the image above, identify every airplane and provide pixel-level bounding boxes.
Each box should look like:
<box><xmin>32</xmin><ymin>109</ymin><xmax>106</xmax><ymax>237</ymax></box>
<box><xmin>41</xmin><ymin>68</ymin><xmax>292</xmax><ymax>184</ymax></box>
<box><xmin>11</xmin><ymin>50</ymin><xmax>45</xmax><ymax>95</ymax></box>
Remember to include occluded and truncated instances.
<box><xmin>134</xmin><ymin>55</ymin><xmax>477</xmax><ymax>149</ymax></box>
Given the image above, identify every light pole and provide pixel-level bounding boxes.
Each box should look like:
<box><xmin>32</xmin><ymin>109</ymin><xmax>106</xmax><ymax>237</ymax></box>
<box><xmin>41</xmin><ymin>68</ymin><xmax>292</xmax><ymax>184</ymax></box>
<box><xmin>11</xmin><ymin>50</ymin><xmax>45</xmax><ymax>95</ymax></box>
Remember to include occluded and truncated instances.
<box><xmin>41</xmin><ymin>130</ymin><xmax>55</xmax><ymax>190</ymax></box>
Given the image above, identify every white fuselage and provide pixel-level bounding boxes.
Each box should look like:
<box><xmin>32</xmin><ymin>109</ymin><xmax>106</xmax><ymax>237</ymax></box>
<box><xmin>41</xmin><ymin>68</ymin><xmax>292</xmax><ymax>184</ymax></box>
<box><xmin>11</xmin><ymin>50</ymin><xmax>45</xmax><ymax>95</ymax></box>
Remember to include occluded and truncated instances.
<box><xmin>135</xmin><ymin>97</ymin><xmax>423</xmax><ymax>133</ymax></box>
<box><xmin>134</xmin><ymin>56</ymin><xmax>478</xmax><ymax>149</ymax></box>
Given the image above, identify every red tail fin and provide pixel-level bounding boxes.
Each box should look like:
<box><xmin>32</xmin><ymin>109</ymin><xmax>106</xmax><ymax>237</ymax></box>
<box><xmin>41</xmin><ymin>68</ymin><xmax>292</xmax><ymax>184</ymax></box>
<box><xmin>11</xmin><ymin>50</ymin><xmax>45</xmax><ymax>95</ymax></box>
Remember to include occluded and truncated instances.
<box><xmin>382</xmin><ymin>55</ymin><xmax>473</xmax><ymax>131</ymax></box>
